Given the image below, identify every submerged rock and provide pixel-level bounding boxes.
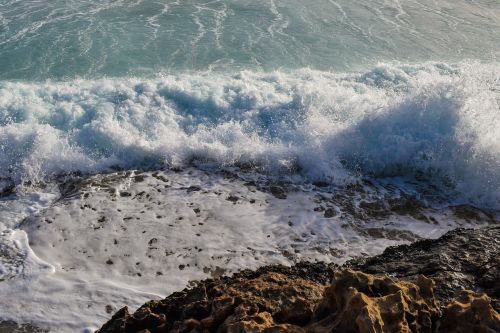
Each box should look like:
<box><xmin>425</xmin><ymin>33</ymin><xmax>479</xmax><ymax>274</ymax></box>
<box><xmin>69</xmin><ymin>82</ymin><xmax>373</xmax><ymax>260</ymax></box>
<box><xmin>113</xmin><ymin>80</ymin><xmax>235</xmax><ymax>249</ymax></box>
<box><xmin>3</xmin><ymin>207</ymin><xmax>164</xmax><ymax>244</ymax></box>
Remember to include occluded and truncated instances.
<box><xmin>98</xmin><ymin>227</ymin><xmax>500</xmax><ymax>332</ymax></box>
<box><xmin>0</xmin><ymin>321</ymin><xmax>48</xmax><ymax>333</ymax></box>
<box><xmin>269</xmin><ymin>185</ymin><xmax>287</xmax><ymax>200</ymax></box>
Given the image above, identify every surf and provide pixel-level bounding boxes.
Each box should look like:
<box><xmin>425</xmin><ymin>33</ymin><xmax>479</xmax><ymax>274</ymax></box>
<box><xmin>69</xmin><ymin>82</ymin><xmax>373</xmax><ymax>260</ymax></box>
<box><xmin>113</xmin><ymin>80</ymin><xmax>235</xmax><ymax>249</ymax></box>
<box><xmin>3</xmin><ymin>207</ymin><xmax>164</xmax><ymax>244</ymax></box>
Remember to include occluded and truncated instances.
<box><xmin>0</xmin><ymin>62</ymin><xmax>499</xmax><ymax>208</ymax></box>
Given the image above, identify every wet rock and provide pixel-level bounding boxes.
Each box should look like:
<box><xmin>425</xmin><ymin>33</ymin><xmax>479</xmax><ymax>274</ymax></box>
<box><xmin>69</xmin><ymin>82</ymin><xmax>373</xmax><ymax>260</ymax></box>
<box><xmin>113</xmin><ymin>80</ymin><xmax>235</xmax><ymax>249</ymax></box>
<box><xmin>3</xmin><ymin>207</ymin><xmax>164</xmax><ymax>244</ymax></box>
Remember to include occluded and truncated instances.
<box><xmin>151</xmin><ymin>172</ymin><xmax>169</xmax><ymax>182</ymax></box>
<box><xmin>203</xmin><ymin>266</ymin><xmax>227</xmax><ymax>279</ymax></box>
<box><xmin>312</xmin><ymin>181</ymin><xmax>330</xmax><ymax>188</ymax></box>
<box><xmin>0</xmin><ymin>178</ymin><xmax>15</xmax><ymax>197</ymax></box>
<box><xmin>133</xmin><ymin>175</ymin><xmax>147</xmax><ymax>182</ymax></box>
<box><xmin>186</xmin><ymin>186</ymin><xmax>201</xmax><ymax>193</ymax></box>
<box><xmin>359</xmin><ymin>227</ymin><xmax>420</xmax><ymax>242</ymax></box>
<box><xmin>323</xmin><ymin>208</ymin><xmax>337</xmax><ymax>218</ymax></box>
<box><xmin>359</xmin><ymin>200</ymin><xmax>390</xmax><ymax>219</ymax></box>
<box><xmin>98</xmin><ymin>228</ymin><xmax>500</xmax><ymax>332</ymax></box>
<box><xmin>388</xmin><ymin>195</ymin><xmax>428</xmax><ymax>221</ymax></box>
<box><xmin>452</xmin><ymin>204</ymin><xmax>490</xmax><ymax>221</ymax></box>
<box><xmin>0</xmin><ymin>321</ymin><xmax>48</xmax><ymax>333</ymax></box>
<box><xmin>347</xmin><ymin>226</ymin><xmax>500</xmax><ymax>310</ymax></box>
<box><xmin>226</xmin><ymin>195</ymin><xmax>239</xmax><ymax>203</ymax></box>
<box><xmin>270</xmin><ymin>185</ymin><xmax>287</xmax><ymax>199</ymax></box>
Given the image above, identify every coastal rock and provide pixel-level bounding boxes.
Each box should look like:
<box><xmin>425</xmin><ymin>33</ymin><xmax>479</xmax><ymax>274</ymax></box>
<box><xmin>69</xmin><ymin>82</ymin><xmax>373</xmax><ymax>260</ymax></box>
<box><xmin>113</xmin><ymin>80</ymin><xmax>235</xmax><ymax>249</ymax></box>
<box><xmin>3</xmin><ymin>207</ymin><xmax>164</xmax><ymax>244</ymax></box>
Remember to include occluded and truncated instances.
<box><xmin>0</xmin><ymin>178</ymin><xmax>15</xmax><ymax>197</ymax></box>
<box><xmin>98</xmin><ymin>267</ymin><xmax>500</xmax><ymax>333</ymax></box>
<box><xmin>98</xmin><ymin>263</ymin><xmax>335</xmax><ymax>333</ymax></box>
<box><xmin>98</xmin><ymin>227</ymin><xmax>500</xmax><ymax>332</ymax></box>
<box><xmin>310</xmin><ymin>269</ymin><xmax>441</xmax><ymax>333</ymax></box>
<box><xmin>439</xmin><ymin>291</ymin><xmax>500</xmax><ymax>333</ymax></box>
<box><xmin>347</xmin><ymin>226</ymin><xmax>500</xmax><ymax>310</ymax></box>
<box><xmin>269</xmin><ymin>186</ymin><xmax>287</xmax><ymax>200</ymax></box>
<box><xmin>0</xmin><ymin>321</ymin><xmax>48</xmax><ymax>333</ymax></box>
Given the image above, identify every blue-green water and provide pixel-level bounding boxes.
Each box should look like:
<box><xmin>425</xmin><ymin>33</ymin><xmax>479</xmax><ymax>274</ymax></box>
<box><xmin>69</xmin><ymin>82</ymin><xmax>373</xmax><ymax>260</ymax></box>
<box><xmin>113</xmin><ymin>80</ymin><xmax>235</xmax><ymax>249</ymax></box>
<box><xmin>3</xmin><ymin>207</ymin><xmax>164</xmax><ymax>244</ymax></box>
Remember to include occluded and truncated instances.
<box><xmin>1</xmin><ymin>0</ymin><xmax>499</xmax><ymax>79</ymax></box>
<box><xmin>0</xmin><ymin>2</ymin><xmax>499</xmax><ymax>331</ymax></box>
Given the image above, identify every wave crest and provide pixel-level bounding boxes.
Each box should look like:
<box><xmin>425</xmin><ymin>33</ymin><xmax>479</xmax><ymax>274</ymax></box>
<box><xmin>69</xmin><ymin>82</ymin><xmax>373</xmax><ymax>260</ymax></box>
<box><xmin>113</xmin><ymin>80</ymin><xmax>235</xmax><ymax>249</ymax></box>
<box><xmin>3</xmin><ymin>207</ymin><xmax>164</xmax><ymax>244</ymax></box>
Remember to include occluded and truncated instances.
<box><xmin>0</xmin><ymin>62</ymin><xmax>499</xmax><ymax>207</ymax></box>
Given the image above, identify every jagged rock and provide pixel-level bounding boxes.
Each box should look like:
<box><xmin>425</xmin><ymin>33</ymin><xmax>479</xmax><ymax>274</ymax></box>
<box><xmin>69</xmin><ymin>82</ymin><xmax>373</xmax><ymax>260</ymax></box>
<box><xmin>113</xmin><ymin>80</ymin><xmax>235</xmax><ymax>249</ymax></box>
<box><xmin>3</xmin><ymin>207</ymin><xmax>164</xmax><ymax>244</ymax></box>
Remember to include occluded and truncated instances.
<box><xmin>97</xmin><ymin>268</ymin><xmax>500</xmax><ymax>333</ymax></box>
<box><xmin>270</xmin><ymin>186</ymin><xmax>287</xmax><ymax>199</ymax></box>
<box><xmin>98</xmin><ymin>227</ymin><xmax>500</xmax><ymax>333</ymax></box>
<box><xmin>310</xmin><ymin>269</ymin><xmax>441</xmax><ymax>333</ymax></box>
<box><xmin>347</xmin><ymin>226</ymin><xmax>500</xmax><ymax>310</ymax></box>
<box><xmin>98</xmin><ymin>262</ymin><xmax>336</xmax><ymax>333</ymax></box>
<box><xmin>99</xmin><ymin>263</ymin><xmax>332</xmax><ymax>333</ymax></box>
<box><xmin>439</xmin><ymin>291</ymin><xmax>500</xmax><ymax>333</ymax></box>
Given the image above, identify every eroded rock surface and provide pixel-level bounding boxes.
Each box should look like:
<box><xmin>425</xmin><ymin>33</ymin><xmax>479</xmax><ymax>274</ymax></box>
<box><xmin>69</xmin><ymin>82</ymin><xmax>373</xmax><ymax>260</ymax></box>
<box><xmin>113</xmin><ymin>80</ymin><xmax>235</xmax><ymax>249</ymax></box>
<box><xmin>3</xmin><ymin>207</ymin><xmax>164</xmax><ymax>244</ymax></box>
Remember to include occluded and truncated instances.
<box><xmin>98</xmin><ymin>262</ymin><xmax>335</xmax><ymax>333</ymax></box>
<box><xmin>98</xmin><ymin>227</ymin><xmax>500</xmax><ymax>332</ymax></box>
<box><xmin>439</xmin><ymin>290</ymin><xmax>500</xmax><ymax>333</ymax></box>
<box><xmin>348</xmin><ymin>226</ymin><xmax>500</xmax><ymax>310</ymax></box>
<box><xmin>98</xmin><ymin>268</ymin><xmax>499</xmax><ymax>333</ymax></box>
<box><xmin>310</xmin><ymin>270</ymin><xmax>441</xmax><ymax>333</ymax></box>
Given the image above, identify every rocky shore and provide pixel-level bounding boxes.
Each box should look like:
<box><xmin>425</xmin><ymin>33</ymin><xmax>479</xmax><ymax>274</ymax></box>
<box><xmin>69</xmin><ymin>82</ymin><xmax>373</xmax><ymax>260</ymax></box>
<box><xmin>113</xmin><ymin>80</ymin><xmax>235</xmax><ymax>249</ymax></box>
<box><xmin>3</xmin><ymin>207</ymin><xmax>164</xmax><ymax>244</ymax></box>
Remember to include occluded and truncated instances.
<box><xmin>98</xmin><ymin>226</ymin><xmax>499</xmax><ymax>333</ymax></box>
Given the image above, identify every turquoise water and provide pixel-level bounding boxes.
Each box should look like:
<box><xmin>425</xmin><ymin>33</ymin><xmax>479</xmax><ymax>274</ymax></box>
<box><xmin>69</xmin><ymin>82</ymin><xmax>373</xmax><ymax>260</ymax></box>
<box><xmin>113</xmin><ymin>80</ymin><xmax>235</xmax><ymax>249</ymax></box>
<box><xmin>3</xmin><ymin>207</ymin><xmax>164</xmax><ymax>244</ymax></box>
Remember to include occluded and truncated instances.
<box><xmin>0</xmin><ymin>0</ymin><xmax>499</xmax><ymax>208</ymax></box>
<box><xmin>1</xmin><ymin>3</ymin><xmax>499</xmax><ymax>331</ymax></box>
<box><xmin>0</xmin><ymin>0</ymin><xmax>499</xmax><ymax>80</ymax></box>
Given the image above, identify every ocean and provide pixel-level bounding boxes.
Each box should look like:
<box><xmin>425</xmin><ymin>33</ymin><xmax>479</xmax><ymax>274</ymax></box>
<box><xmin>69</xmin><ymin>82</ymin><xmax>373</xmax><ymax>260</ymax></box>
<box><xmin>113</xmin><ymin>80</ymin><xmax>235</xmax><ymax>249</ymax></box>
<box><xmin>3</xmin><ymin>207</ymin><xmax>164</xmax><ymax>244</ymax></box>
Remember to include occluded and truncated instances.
<box><xmin>0</xmin><ymin>0</ymin><xmax>499</xmax><ymax>331</ymax></box>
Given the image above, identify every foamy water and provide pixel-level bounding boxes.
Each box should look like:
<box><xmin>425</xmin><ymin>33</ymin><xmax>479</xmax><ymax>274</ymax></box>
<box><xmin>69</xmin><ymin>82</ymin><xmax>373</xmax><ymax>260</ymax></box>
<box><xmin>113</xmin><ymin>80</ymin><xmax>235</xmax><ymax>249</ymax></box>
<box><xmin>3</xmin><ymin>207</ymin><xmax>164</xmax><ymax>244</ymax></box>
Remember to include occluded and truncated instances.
<box><xmin>0</xmin><ymin>0</ymin><xmax>499</xmax><ymax>331</ymax></box>
<box><xmin>1</xmin><ymin>63</ymin><xmax>499</xmax><ymax>208</ymax></box>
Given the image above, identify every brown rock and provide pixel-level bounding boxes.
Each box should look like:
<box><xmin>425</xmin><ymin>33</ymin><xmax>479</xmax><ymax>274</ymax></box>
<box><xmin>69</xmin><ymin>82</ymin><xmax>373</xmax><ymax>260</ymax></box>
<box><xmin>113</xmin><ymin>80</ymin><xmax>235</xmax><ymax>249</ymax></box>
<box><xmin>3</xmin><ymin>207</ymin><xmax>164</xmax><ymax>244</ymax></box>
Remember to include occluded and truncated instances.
<box><xmin>98</xmin><ymin>266</ymin><xmax>500</xmax><ymax>333</ymax></box>
<box><xmin>310</xmin><ymin>270</ymin><xmax>440</xmax><ymax>333</ymax></box>
<box><xmin>348</xmin><ymin>226</ymin><xmax>500</xmax><ymax>310</ymax></box>
<box><xmin>98</xmin><ymin>263</ymin><xmax>329</xmax><ymax>333</ymax></box>
<box><xmin>98</xmin><ymin>227</ymin><xmax>500</xmax><ymax>333</ymax></box>
<box><xmin>439</xmin><ymin>290</ymin><xmax>500</xmax><ymax>333</ymax></box>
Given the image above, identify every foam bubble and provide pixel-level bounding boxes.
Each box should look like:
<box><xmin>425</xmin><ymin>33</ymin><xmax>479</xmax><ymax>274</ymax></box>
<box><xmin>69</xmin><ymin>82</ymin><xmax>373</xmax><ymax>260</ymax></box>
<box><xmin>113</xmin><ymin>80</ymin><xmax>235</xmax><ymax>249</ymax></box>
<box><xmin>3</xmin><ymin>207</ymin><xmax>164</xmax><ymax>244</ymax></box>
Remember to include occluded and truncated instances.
<box><xmin>0</xmin><ymin>62</ymin><xmax>499</xmax><ymax>207</ymax></box>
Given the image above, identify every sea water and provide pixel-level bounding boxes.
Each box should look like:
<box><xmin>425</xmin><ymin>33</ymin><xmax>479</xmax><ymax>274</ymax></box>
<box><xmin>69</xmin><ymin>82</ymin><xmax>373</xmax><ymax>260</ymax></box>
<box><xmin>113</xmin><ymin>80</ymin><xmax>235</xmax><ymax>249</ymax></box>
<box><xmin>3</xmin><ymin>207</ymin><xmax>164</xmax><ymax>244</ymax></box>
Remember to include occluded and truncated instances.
<box><xmin>0</xmin><ymin>0</ymin><xmax>499</xmax><ymax>331</ymax></box>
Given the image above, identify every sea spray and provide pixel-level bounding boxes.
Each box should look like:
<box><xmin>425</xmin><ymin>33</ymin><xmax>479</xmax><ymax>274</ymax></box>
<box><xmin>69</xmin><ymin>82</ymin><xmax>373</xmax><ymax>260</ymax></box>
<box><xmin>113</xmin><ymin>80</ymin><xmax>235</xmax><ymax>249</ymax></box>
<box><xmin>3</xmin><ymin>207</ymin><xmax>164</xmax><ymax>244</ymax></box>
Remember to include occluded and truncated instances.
<box><xmin>1</xmin><ymin>62</ymin><xmax>499</xmax><ymax>207</ymax></box>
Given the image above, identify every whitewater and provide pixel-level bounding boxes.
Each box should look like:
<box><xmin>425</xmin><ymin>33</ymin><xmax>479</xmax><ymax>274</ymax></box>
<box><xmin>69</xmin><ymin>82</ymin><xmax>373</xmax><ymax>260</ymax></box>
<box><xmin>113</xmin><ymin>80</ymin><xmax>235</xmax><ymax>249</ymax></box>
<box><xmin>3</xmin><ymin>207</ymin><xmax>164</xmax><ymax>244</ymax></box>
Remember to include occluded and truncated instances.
<box><xmin>0</xmin><ymin>0</ymin><xmax>499</xmax><ymax>331</ymax></box>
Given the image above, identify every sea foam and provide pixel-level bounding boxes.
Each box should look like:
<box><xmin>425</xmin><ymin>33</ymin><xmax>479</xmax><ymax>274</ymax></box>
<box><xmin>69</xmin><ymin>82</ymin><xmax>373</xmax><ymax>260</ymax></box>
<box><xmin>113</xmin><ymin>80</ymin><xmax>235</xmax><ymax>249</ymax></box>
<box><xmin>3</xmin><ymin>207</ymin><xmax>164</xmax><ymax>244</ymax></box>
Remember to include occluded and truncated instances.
<box><xmin>0</xmin><ymin>62</ymin><xmax>499</xmax><ymax>207</ymax></box>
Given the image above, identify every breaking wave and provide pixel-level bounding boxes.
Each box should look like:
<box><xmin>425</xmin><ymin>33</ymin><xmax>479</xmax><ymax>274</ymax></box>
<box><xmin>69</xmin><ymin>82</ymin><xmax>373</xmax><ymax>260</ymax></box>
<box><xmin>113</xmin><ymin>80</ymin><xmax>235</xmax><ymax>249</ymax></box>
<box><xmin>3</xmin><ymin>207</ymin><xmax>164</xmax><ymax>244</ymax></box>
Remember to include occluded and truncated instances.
<box><xmin>1</xmin><ymin>62</ymin><xmax>499</xmax><ymax>207</ymax></box>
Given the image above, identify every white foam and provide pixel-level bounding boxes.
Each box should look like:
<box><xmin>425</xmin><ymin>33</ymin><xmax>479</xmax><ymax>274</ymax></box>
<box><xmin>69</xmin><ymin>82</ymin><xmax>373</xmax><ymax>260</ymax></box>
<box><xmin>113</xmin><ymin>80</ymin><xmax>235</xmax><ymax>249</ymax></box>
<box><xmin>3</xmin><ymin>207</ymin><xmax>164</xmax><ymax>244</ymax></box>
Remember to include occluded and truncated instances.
<box><xmin>0</xmin><ymin>62</ymin><xmax>498</xmax><ymax>208</ymax></box>
<box><xmin>0</xmin><ymin>228</ymin><xmax>54</xmax><ymax>281</ymax></box>
<box><xmin>0</xmin><ymin>169</ymin><xmax>490</xmax><ymax>332</ymax></box>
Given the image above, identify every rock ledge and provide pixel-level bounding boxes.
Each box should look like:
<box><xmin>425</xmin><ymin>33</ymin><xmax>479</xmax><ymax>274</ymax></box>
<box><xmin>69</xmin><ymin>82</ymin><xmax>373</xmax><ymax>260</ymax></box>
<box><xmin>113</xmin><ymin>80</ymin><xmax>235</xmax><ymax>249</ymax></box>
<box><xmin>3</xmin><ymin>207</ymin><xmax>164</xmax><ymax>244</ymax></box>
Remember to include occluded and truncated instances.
<box><xmin>98</xmin><ymin>227</ymin><xmax>500</xmax><ymax>333</ymax></box>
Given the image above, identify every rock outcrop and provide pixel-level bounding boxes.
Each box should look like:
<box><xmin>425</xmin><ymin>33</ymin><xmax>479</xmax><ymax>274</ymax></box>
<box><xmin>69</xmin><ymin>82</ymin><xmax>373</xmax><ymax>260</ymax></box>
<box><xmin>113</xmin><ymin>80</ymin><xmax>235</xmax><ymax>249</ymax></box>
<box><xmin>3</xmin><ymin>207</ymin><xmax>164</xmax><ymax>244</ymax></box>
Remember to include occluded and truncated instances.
<box><xmin>347</xmin><ymin>226</ymin><xmax>500</xmax><ymax>310</ymax></box>
<box><xmin>97</xmin><ymin>263</ymin><xmax>335</xmax><ymax>333</ymax></box>
<box><xmin>310</xmin><ymin>270</ymin><xmax>441</xmax><ymax>333</ymax></box>
<box><xmin>98</xmin><ymin>268</ymin><xmax>499</xmax><ymax>333</ymax></box>
<box><xmin>98</xmin><ymin>226</ymin><xmax>500</xmax><ymax>332</ymax></box>
<box><xmin>439</xmin><ymin>291</ymin><xmax>500</xmax><ymax>333</ymax></box>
